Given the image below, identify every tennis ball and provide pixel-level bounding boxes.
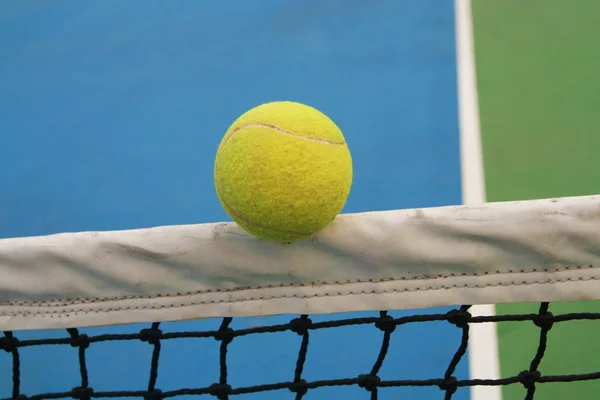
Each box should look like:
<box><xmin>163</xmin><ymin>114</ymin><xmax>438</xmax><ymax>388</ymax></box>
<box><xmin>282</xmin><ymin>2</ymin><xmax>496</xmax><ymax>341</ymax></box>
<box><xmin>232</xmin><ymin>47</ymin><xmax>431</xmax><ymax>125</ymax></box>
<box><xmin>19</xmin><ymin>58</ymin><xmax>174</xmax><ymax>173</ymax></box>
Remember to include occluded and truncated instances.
<box><xmin>214</xmin><ymin>101</ymin><xmax>352</xmax><ymax>242</ymax></box>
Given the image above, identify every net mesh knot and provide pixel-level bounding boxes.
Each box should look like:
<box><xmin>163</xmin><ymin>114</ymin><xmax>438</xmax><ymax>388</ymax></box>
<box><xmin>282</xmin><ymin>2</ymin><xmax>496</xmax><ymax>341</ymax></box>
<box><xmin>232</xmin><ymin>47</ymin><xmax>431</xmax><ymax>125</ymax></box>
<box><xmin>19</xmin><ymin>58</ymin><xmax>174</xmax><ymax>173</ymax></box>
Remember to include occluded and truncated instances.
<box><xmin>518</xmin><ymin>370</ymin><xmax>541</xmax><ymax>389</ymax></box>
<box><xmin>289</xmin><ymin>379</ymin><xmax>308</xmax><ymax>395</ymax></box>
<box><xmin>208</xmin><ymin>383</ymin><xmax>232</xmax><ymax>398</ymax></box>
<box><xmin>0</xmin><ymin>335</ymin><xmax>18</xmax><ymax>352</ymax></box>
<box><xmin>144</xmin><ymin>389</ymin><xmax>163</xmax><ymax>400</ymax></box>
<box><xmin>139</xmin><ymin>327</ymin><xmax>163</xmax><ymax>345</ymax></box>
<box><xmin>69</xmin><ymin>333</ymin><xmax>90</xmax><ymax>349</ymax></box>
<box><xmin>357</xmin><ymin>374</ymin><xmax>380</xmax><ymax>392</ymax></box>
<box><xmin>375</xmin><ymin>315</ymin><xmax>396</xmax><ymax>333</ymax></box>
<box><xmin>439</xmin><ymin>376</ymin><xmax>458</xmax><ymax>394</ymax></box>
<box><xmin>214</xmin><ymin>327</ymin><xmax>234</xmax><ymax>344</ymax></box>
<box><xmin>70</xmin><ymin>386</ymin><xmax>93</xmax><ymax>400</ymax></box>
<box><xmin>289</xmin><ymin>317</ymin><xmax>312</xmax><ymax>335</ymax></box>
<box><xmin>534</xmin><ymin>312</ymin><xmax>554</xmax><ymax>330</ymax></box>
<box><xmin>446</xmin><ymin>309</ymin><xmax>471</xmax><ymax>328</ymax></box>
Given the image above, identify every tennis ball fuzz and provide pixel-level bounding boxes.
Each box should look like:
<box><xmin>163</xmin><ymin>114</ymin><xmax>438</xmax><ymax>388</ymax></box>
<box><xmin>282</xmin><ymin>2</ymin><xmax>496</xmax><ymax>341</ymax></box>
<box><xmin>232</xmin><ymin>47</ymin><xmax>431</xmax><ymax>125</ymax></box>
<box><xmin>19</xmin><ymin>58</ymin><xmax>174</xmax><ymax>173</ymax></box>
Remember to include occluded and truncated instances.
<box><xmin>214</xmin><ymin>101</ymin><xmax>353</xmax><ymax>242</ymax></box>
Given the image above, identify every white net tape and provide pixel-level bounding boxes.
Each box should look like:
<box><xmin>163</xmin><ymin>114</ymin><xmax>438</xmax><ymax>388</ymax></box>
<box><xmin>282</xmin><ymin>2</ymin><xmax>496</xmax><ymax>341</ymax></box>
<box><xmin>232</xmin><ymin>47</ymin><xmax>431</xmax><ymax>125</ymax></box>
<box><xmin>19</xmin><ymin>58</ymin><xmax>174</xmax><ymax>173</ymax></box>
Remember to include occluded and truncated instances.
<box><xmin>1</xmin><ymin>195</ymin><xmax>600</xmax><ymax>331</ymax></box>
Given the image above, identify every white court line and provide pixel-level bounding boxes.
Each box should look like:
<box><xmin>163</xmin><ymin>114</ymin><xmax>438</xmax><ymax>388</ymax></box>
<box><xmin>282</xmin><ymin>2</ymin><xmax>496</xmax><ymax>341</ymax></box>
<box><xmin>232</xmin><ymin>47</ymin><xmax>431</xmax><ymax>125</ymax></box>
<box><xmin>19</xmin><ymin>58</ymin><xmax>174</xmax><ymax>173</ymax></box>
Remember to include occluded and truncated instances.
<box><xmin>455</xmin><ymin>1</ymin><xmax>502</xmax><ymax>399</ymax></box>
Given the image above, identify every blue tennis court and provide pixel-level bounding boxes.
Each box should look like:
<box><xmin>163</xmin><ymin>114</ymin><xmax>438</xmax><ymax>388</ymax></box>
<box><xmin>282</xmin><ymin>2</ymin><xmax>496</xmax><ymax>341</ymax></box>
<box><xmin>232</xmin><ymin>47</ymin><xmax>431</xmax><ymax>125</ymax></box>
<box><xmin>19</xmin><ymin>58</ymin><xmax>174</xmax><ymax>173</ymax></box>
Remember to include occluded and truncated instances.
<box><xmin>1</xmin><ymin>1</ymin><xmax>467</xmax><ymax>399</ymax></box>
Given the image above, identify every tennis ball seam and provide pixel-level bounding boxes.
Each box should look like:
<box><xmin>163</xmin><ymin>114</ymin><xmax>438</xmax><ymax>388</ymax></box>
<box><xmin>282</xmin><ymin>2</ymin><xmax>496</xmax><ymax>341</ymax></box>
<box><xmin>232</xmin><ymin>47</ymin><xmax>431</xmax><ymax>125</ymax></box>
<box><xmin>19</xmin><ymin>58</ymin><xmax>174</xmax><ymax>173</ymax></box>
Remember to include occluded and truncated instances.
<box><xmin>215</xmin><ymin>182</ymin><xmax>310</xmax><ymax>236</ymax></box>
<box><xmin>221</xmin><ymin>122</ymin><xmax>346</xmax><ymax>147</ymax></box>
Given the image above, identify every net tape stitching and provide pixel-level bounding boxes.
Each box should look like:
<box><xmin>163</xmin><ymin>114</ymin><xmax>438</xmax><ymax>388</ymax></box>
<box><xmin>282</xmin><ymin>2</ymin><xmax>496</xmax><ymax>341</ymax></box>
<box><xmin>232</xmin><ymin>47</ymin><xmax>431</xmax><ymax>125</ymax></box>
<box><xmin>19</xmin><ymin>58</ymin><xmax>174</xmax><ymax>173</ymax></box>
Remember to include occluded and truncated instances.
<box><xmin>2</xmin><ymin>302</ymin><xmax>600</xmax><ymax>400</ymax></box>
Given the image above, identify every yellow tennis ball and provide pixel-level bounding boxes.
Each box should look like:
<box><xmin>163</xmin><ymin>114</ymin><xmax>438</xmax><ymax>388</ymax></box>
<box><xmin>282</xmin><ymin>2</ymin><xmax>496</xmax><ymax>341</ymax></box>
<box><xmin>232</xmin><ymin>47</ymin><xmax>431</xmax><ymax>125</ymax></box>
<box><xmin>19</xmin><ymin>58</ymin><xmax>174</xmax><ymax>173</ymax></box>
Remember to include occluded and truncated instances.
<box><xmin>214</xmin><ymin>101</ymin><xmax>353</xmax><ymax>242</ymax></box>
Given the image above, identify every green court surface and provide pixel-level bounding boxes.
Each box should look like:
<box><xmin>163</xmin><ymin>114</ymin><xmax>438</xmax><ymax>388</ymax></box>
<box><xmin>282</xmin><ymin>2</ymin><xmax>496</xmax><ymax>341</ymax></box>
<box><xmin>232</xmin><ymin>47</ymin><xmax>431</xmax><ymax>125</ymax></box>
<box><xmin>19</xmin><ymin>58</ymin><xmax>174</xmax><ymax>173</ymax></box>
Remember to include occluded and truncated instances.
<box><xmin>472</xmin><ymin>1</ymin><xmax>600</xmax><ymax>398</ymax></box>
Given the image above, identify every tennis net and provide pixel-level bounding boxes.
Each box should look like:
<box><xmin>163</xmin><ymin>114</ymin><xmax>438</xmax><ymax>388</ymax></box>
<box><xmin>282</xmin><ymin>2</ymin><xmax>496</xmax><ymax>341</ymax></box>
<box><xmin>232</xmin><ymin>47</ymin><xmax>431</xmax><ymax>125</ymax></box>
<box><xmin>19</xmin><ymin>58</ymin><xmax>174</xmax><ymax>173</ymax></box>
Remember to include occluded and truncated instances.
<box><xmin>2</xmin><ymin>195</ymin><xmax>600</xmax><ymax>399</ymax></box>
<box><xmin>2</xmin><ymin>303</ymin><xmax>600</xmax><ymax>400</ymax></box>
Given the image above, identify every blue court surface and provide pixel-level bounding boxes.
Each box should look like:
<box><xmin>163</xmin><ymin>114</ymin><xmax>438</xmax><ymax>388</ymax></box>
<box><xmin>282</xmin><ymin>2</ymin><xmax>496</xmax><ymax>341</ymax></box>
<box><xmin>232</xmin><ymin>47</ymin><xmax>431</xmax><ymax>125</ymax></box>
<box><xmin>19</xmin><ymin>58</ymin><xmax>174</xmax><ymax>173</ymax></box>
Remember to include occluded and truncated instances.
<box><xmin>1</xmin><ymin>1</ymin><xmax>466</xmax><ymax>399</ymax></box>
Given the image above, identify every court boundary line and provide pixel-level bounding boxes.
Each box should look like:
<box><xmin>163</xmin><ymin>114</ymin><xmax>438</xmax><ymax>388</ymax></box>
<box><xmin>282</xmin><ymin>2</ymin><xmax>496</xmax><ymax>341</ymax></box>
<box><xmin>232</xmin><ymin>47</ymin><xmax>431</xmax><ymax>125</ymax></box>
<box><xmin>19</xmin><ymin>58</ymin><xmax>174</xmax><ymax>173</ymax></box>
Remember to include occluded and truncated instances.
<box><xmin>455</xmin><ymin>1</ymin><xmax>502</xmax><ymax>400</ymax></box>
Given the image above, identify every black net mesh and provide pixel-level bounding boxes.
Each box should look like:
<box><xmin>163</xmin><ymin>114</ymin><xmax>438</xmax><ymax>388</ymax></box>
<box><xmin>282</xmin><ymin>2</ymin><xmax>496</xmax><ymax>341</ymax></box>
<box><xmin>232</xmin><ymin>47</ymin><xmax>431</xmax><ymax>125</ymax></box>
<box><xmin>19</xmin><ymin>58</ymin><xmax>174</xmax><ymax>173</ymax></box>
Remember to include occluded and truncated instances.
<box><xmin>2</xmin><ymin>302</ymin><xmax>600</xmax><ymax>400</ymax></box>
